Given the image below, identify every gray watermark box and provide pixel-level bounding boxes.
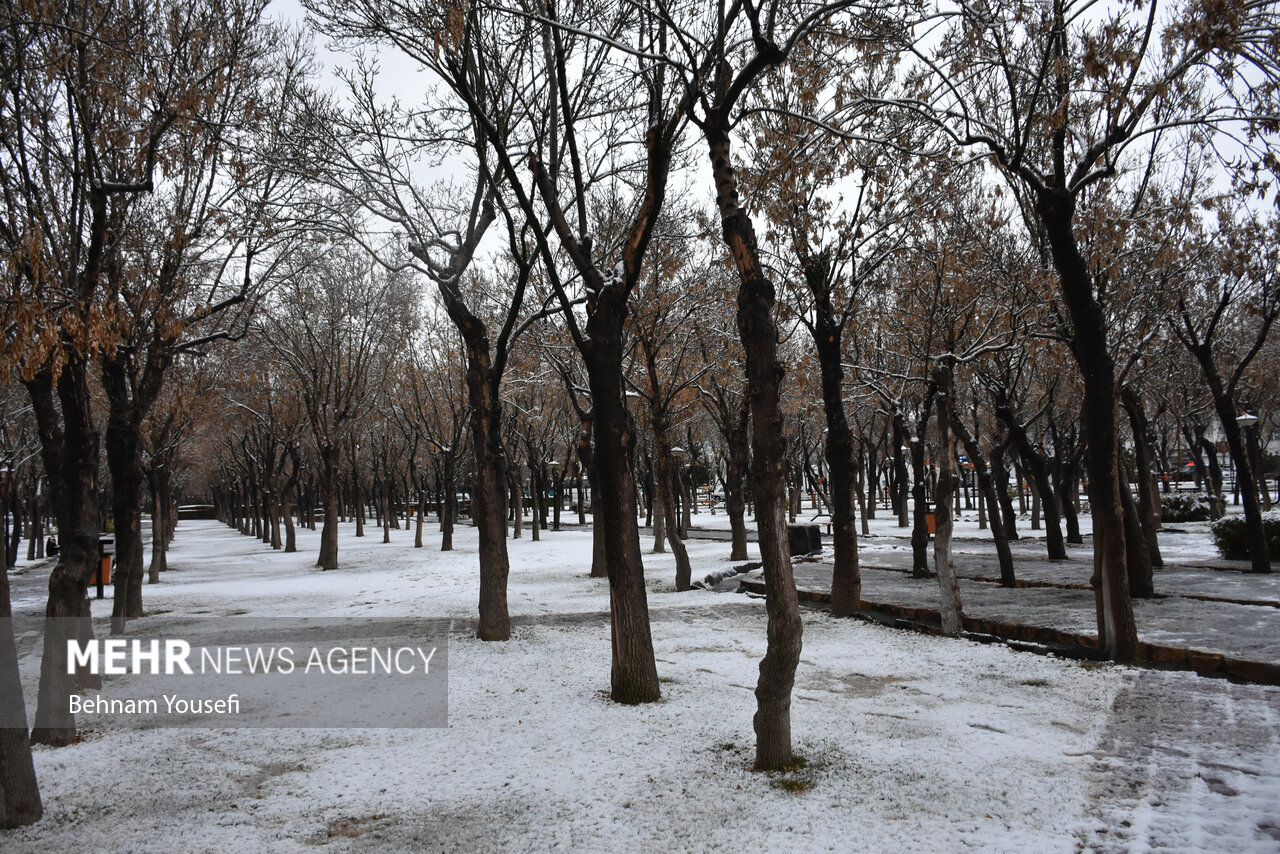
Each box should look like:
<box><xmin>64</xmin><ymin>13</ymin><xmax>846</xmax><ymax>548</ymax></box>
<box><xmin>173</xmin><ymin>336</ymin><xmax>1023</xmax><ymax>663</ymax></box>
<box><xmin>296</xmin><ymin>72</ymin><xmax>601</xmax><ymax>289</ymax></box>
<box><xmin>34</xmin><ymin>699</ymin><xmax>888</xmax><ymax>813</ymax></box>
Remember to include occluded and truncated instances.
<box><xmin>14</xmin><ymin>617</ymin><xmax>449</xmax><ymax>729</ymax></box>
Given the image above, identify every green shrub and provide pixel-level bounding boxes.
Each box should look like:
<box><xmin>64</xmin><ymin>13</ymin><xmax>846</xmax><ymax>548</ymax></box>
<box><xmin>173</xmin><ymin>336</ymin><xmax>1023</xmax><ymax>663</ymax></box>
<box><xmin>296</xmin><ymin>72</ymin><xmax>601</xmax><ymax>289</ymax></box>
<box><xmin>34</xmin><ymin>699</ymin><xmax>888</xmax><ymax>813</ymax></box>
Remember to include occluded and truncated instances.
<box><xmin>1211</xmin><ymin>512</ymin><xmax>1280</xmax><ymax>562</ymax></box>
<box><xmin>1161</xmin><ymin>491</ymin><xmax>1216</xmax><ymax>523</ymax></box>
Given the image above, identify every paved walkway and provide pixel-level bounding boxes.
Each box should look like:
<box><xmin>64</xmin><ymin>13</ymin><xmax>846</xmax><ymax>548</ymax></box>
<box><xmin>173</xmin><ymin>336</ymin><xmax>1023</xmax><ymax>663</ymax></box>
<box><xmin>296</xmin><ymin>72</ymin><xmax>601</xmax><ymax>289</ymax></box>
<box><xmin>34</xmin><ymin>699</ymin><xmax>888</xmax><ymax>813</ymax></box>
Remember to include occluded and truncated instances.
<box><xmin>701</xmin><ymin>531</ymin><xmax>1280</xmax><ymax>670</ymax></box>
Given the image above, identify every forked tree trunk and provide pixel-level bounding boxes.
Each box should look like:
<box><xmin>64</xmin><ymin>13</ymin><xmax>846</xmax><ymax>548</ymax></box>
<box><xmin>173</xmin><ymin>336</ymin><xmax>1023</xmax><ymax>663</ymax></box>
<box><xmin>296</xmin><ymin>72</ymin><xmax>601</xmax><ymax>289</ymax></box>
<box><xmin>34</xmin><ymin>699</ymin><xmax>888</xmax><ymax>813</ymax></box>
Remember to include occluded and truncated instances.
<box><xmin>893</xmin><ymin>418</ymin><xmax>910</xmax><ymax>527</ymax></box>
<box><xmin>1119</xmin><ymin>464</ymin><xmax>1155</xmax><ymax>598</ymax></box>
<box><xmin>651</xmin><ymin>416</ymin><xmax>692</xmax><ymax>589</ymax></box>
<box><xmin>952</xmin><ymin>410</ymin><xmax>1016</xmax><ymax>587</ymax></box>
<box><xmin>1195</xmin><ymin>356</ymin><xmax>1271</xmax><ymax>571</ymax></box>
<box><xmin>995</xmin><ymin>402</ymin><xmax>1067</xmax><ymax>560</ymax></box>
<box><xmin>28</xmin><ymin>361</ymin><xmax>103</xmax><ymax>746</ymax></box>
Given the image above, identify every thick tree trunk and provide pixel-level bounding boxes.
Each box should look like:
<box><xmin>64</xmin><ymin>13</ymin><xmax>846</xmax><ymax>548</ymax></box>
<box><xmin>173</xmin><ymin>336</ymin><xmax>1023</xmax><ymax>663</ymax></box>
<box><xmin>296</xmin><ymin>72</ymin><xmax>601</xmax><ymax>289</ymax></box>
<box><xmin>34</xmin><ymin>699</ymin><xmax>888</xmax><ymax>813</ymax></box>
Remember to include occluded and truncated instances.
<box><xmin>0</xmin><ymin>543</ymin><xmax>42</xmax><ymax>827</ymax></box>
<box><xmin>317</xmin><ymin>443</ymin><xmax>340</xmax><ymax>570</ymax></box>
<box><xmin>465</xmin><ymin>364</ymin><xmax>512</xmax><ymax>641</ymax></box>
<box><xmin>708</xmin><ymin>123</ymin><xmax>801</xmax><ymax>770</ymax></box>
<box><xmin>28</xmin><ymin>362</ymin><xmax>103</xmax><ymax>746</ymax></box>
<box><xmin>581</xmin><ymin>297</ymin><xmax>660</xmax><ymax>703</ymax></box>
<box><xmin>932</xmin><ymin>366</ymin><xmax>963</xmax><ymax>634</ymax></box>
<box><xmin>812</xmin><ymin>308</ymin><xmax>860</xmax><ymax>616</ymax></box>
<box><xmin>1037</xmin><ymin>189</ymin><xmax>1138</xmax><ymax>662</ymax></box>
<box><xmin>104</xmin><ymin>415</ymin><xmax>144</xmax><ymax>631</ymax></box>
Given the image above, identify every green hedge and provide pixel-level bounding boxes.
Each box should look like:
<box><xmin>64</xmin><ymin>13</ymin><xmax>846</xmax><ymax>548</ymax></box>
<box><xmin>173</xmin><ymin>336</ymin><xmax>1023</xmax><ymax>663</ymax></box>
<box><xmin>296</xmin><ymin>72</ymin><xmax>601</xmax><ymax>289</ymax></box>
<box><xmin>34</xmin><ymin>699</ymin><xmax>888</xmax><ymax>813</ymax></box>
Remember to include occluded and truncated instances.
<box><xmin>1211</xmin><ymin>512</ymin><xmax>1280</xmax><ymax>562</ymax></box>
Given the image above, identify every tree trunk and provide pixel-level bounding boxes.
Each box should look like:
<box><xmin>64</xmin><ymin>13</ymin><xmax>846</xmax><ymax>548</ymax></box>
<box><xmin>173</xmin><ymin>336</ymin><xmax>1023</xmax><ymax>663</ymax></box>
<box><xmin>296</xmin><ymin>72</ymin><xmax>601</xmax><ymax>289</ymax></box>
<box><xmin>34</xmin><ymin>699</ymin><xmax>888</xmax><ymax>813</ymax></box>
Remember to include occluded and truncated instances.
<box><xmin>1037</xmin><ymin>189</ymin><xmax>1139</xmax><ymax>662</ymax></box>
<box><xmin>581</xmin><ymin>294</ymin><xmax>660</xmax><ymax>703</ymax></box>
<box><xmin>0</xmin><ymin>541</ymin><xmax>41</xmax><ymax>827</ymax></box>
<box><xmin>1192</xmin><ymin>352</ymin><xmax>1271</xmax><ymax>572</ymax></box>
<box><xmin>707</xmin><ymin>122</ymin><xmax>801</xmax><ymax>770</ymax></box>
<box><xmin>149</xmin><ymin>467</ymin><xmax>170</xmax><ymax>579</ymax></box>
<box><xmin>994</xmin><ymin>402</ymin><xmax>1067</xmax><ymax>560</ymax></box>
<box><xmin>952</xmin><ymin>410</ymin><xmax>1016</xmax><ymax>587</ymax></box>
<box><xmin>932</xmin><ymin>366</ymin><xmax>963</xmax><ymax>635</ymax></box>
<box><xmin>1119</xmin><ymin>463</ymin><xmax>1155</xmax><ymax>598</ymax></box>
<box><xmin>990</xmin><ymin>435</ymin><xmax>1020</xmax><ymax>540</ymax></box>
<box><xmin>104</xmin><ymin>407</ymin><xmax>145</xmax><ymax>631</ymax></box>
<box><xmin>893</xmin><ymin>418</ymin><xmax>911</xmax><ymax>528</ymax></box>
<box><xmin>465</xmin><ymin>363</ymin><xmax>511</xmax><ymax>640</ymax></box>
<box><xmin>812</xmin><ymin>301</ymin><xmax>860</xmax><ymax>616</ymax></box>
<box><xmin>652</xmin><ymin>423</ymin><xmax>692</xmax><ymax>590</ymax></box>
<box><xmin>27</xmin><ymin>362</ymin><xmax>103</xmax><ymax>746</ymax></box>
<box><xmin>726</xmin><ymin>403</ymin><xmax>750</xmax><ymax>561</ymax></box>
<box><xmin>910</xmin><ymin>436</ymin><xmax>930</xmax><ymax>578</ymax></box>
<box><xmin>317</xmin><ymin>443</ymin><xmax>340</xmax><ymax>570</ymax></box>
<box><xmin>282</xmin><ymin>487</ymin><xmax>297</xmax><ymax>553</ymax></box>
<box><xmin>441</xmin><ymin>455</ymin><xmax>456</xmax><ymax>552</ymax></box>
<box><xmin>1122</xmin><ymin>391</ymin><xmax>1163</xmax><ymax>568</ymax></box>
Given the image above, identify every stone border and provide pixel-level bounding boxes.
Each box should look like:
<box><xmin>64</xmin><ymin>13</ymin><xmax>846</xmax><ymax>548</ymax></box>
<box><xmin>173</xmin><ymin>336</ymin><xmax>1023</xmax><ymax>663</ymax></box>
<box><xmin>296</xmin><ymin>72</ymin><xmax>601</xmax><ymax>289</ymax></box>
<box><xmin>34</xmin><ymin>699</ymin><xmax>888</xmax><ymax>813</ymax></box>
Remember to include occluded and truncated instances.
<box><xmin>737</xmin><ymin>578</ymin><xmax>1280</xmax><ymax>686</ymax></box>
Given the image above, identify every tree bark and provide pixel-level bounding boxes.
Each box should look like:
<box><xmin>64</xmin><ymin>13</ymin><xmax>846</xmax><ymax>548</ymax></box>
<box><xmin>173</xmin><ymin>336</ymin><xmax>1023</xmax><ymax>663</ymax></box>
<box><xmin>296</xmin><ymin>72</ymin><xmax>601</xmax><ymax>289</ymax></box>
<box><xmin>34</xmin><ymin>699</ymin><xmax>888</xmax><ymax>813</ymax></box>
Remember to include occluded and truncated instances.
<box><xmin>1119</xmin><ymin>463</ymin><xmax>1155</xmax><ymax>598</ymax></box>
<box><xmin>317</xmin><ymin>442</ymin><xmax>340</xmax><ymax>570</ymax></box>
<box><xmin>952</xmin><ymin>410</ymin><xmax>1016</xmax><ymax>586</ymax></box>
<box><xmin>707</xmin><ymin>121</ymin><xmax>801</xmax><ymax>770</ymax></box>
<box><xmin>932</xmin><ymin>366</ymin><xmax>963</xmax><ymax>634</ymax></box>
<box><xmin>1122</xmin><ymin>390</ymin><xmax>1163</xmax><ymax>568</ymax></box>
<box><xmin>28</xmin><ymin>361</ymin><xmax>103</xmax><ymax>746</ymax></box>
<box><xmin>811</xmin><ymin>290</ymin><xmax>860</xmax><ymax>616</ymax></box>
<box><xmin>1191</xmin><ymin>350</ymin><xmax>1271</xmax><ymax>571</ymax></box>
<box><xmin>726</xmin><ymin>403</ymin><xmax>751</xmax><ymax>561</ymax></box>
<box><xmin>1037</xmin><ymin>189</ymin><xmax>1138</xmax><ymax>661</ymax></box>
<box><xmin>994</xmin><ymin>399</ymin><xmax>1067</xmax><ymax>560</ymax></box>
<box><xmin>0</xmin><ymin>539</ymin><xmax>42</xmax><ymax>826</ymax></box>
<box><xmin>581</xmin><ymin>297</ymin><xmax>660</xmax><ymax>703</ymax></box>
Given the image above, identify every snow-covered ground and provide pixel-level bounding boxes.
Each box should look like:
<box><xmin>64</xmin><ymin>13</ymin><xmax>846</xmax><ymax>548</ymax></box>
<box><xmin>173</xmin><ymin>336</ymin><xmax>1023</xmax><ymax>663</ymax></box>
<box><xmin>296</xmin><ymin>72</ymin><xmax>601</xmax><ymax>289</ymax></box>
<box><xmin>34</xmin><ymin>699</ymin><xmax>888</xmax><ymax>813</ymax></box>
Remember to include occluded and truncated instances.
<box><xmin>4</xmin><ymin>514</ymin><xmax>1280</xmax><ymax>852</ymax></box>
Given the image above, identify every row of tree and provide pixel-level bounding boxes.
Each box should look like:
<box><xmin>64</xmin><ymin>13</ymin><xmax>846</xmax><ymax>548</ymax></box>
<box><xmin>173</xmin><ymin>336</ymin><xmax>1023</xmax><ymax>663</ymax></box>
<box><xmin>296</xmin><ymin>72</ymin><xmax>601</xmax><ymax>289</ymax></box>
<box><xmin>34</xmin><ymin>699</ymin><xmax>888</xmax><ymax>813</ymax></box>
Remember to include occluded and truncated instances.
<box><xmin>3</xmin><ymin>0</ymin><xmax>1279</xmax><ymax>826</ymax></box>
